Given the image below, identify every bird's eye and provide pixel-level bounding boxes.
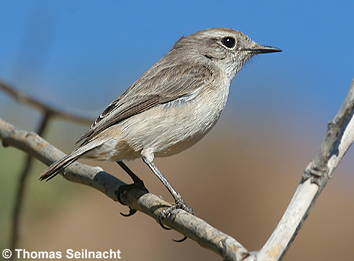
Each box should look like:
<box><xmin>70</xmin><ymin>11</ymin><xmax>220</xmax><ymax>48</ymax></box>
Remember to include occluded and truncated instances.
<box><xmin>221</xmin><ymin>37</ymin><xmax>236</xmax><ymax>49</ymax></box>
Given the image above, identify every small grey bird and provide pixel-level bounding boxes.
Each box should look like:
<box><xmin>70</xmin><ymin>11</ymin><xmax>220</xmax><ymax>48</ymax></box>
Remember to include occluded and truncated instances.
<box><xmin>40</xmin><ymin>28</ymin><xmax>281</xmax><ymax>217</ymax></box>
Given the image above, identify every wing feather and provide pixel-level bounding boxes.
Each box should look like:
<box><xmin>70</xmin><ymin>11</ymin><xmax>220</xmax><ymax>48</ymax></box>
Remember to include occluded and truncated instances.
<box><xmin>77</xmin><ymin>62</ymin><xmax>213</xmax><ymax>145</ymax></box>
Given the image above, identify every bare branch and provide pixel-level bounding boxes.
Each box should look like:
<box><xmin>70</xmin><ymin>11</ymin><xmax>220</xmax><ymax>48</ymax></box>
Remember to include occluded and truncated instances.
<box><xmin>0</xmin><ymin>80</ymin><xmax>92</xmax><ymax>252</ymax></box>
<box><xmin>0</xmin><ymin>81</ymin><xmax>93</xmax><ymax>124</ymax></box>
<box><xmin>257</xmin><ymin>79</ymin><xmax>354</xmax><ymax>261</ymax></box>
<box><xmin>2</xmin><ymin>78</ymin><xmax>354</xmax><ymax>261</ymax></box>
<box><xmin>10</xmin><ymin>112</ymin><xmax>50</xmax><ymax>252</ymax></box>
<box><xmin>0</xmin><ymin>118</ymin><xmax>250</xmax><ymax>261</ymax></box>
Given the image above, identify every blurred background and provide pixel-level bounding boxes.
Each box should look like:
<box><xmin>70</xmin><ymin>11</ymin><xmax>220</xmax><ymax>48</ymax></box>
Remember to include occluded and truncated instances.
<box><xmin>0</xmin><ymin>0</ymin><xmax>354</xmax><ymax>260</ymax></box>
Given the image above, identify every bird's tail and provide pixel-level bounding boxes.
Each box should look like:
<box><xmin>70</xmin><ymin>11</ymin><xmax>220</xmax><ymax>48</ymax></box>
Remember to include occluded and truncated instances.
<box><xmin>39</xmin><ymin>139</ymin><xmax>106</xmax><ymax>181</ymax></box>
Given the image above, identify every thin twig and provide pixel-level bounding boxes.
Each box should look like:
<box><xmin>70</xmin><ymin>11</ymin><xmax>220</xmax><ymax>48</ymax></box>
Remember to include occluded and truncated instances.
<box><xmin>0</xmin><ymin>118</ymin><xmax>250</xmax><ymax>261</ymax></box>
<box><xmin>257</xmin><ymin>79</ymin><xmax>354</xmax><ymax>261</ymax></box>
<box><xmin>0</xmin><ymin>81</ymin><xmax>93</xmax><ymax>253</ymax></box>
<box><xmin>0</xmin><ymin>81</ymin><xmax>92</xmax><ymax>250</ymax></box>
<box><xmin>9</xmin><ymin>112</ymin><xmax>50</xmax><ymax>254</ymax></box>
<box><xmin>1</xmin><ymin>79</ymin><xmax>354</xmax><ymax>260</ymax></box>
<box><xmin>0</xmin><ymin>81</ymin><xmax>92</xmax><ymax>124</ymax></box>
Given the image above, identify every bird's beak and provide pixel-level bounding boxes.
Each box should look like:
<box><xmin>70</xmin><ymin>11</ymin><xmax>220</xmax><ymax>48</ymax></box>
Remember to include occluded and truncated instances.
<box><xmin>241</xmin><ymin>45</ymin><xmax>282</xmax><ymax>54</ymax></box>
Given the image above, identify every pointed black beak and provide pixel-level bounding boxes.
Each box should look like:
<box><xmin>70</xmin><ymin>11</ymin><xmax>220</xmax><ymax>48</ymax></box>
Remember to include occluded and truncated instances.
<box><xmin>242</xmin><ymin>45</ymin><xmax>282</xmax><ymax>54</ymax></box>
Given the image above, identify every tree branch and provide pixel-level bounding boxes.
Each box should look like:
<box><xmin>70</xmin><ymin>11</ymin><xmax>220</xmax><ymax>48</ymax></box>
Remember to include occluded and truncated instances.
<box><xmin>0</xmin><ymin>118</ymin><xmax>250</xmax><ymax>261</ymax></box>
<box><xmin>9</xmin><ymin>112</ymin><xmax>50</xmax><ymax>252</ymax></box>
<box><xmin>257</xmin><ymin>79</ymin><xmax>354</xmax><ymax>261</ymax></box>
<box><xmin>1</xmin><ymin>79</ymin><xmax>353</xmax><ymax>261</ymax></box>
<box><xmin>0</xmin><ymin>80</ymin><xmax>93</xmax><ymax>253</ymax></box>
<box><xmin>0</xmin><ymin>81</ymin><xmax>92</xmax><ymax>124</ymax></box>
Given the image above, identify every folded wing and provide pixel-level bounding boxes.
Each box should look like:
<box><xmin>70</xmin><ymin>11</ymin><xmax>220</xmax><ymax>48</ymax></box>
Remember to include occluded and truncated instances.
<box><xmin>77</xmin><ymin>62</ymin><xmax>213</xmax><ymax>145</ymax></box>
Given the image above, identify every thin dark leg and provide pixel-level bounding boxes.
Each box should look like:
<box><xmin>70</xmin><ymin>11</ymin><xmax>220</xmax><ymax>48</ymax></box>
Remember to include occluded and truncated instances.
<box><xmin>117</xmin><ymin>161</ymin><xmax>171</xmax><ymax>229</ymax></box>
<box><xmin>116</xmin><ymin>161</ymin><xmax>148</xmax><ymax>217</ymax></box>
<box><xmin>117</xmin><ymin>161</ymin><xmax>142</xmax><ymax>184</ymax></box>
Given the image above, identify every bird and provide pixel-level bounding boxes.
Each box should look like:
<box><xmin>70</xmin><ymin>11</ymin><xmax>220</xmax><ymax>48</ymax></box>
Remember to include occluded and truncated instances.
<box><xmin>40</xmin><ymin>28</ymin><xmax>281</xmax><ymax>218</ymax></box>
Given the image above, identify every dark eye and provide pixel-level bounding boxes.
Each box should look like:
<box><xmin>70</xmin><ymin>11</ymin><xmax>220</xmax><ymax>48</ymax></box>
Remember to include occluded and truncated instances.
<box><xmin>221</xmin><ymin>37</ymin><xmax>236</xmax><ymax>48</ymax></box>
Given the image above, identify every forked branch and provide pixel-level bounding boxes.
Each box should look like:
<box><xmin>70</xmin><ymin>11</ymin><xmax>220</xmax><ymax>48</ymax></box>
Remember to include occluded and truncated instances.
<box><xmin>0</xmin><ymin>81</ymin><xmax>92</xmax><ymax>124</ymax></box>
<box><xmin>1</xmin><ymin>79</ymin><xmax>353</xmax><ymax>261</ymax></box>
<box><xmin>257</xmin><ymin>79</ymin><xmax>354</xmax><ymax>260</ymax></box>
<box><xmin>0</xmin><ymin>81</ymin><xmax>92</xmax><ymax>252</ymax></box>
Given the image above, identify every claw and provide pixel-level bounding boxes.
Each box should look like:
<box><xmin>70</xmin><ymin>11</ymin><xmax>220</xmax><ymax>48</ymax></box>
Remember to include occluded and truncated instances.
<box><xmin>158</xmin><ymin>218</ymin><xmax>172</xmax><ymax>230</ymax></box>
<box><xmin>156</xmin><ymin>199</ymin><xmax>193</xmax><ymax>242</ymax></box>
<box><xmin>158</xmin><ymin>214</ymin><xmax>187</xmax><ymax>241</ymax></box>
<box><xmin>116</xmin><ymin>161</ymin><xmax>190</xmax><ymax>241</ymax></box>
<box><xmin>160</xmin><ymin>199</ymin><xmax>194</xmax><ymax>220</ymax></box>
<box><xmin>120</xmin><ymin>207</ymin><xmax>137</xmax><ymax>217</ymax></box>
<box><xmin>173</xmin><ymin>236</ymin><xmax>187</xmax><ymax>242</ymax></box>
<box><xmin>158</xmin><ymin>211</ymin><xmax>188</xmax><ymax>242</ymax></box>
<box><xmin>116</xmin><ymin>182</ymin><xmax>148</xmax><ymax>218</ymax></box>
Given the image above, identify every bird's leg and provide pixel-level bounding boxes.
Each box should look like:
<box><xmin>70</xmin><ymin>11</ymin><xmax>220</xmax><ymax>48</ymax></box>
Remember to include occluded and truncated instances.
<box><xmin>116</xmin><ymin>161</ymin><xmax>149</xmax><ymax>217</ymax></box>
<box><xmin>142</xmin><ymin>157</ymin><xmax>194</xmax><ymax>218</ymax></box>
<box><xmin>142</xmin><ymin>156</ymin><xmax>191</xmax><ymax>241</ymax></box>
<box><xmin>117</xmin><ymin>161</ymin><xmax>145</xmax><ymax>186</ymax></box>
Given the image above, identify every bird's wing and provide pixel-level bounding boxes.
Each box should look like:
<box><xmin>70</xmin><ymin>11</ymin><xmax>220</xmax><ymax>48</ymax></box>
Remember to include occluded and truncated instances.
<box><xmin>77</xmin><ymin>63</ymin><xmax>213</xmax><ymax>145</ymax></box>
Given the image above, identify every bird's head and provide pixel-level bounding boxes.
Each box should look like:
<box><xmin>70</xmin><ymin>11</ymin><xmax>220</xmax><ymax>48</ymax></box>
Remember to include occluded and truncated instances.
<box><xmin>173</xmin><ymin>28</ymin><xmax>281</xmax><ymax>79</ymax></box>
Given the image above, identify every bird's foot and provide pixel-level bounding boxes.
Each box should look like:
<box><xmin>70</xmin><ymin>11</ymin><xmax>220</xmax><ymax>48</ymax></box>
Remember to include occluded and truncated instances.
<box><xmin>117</xmin><ymin>176</ymin><xmax>149</xmax><ymax>217</ymax></box>
<box><xmin>158</xmin><ymin>198</ymin><xmax>194</xmax><ymax>242</ymax></box>
<box><xmin>161</xmin><ymin>198</ymin><xmax>194</xmax><ymax>219</ymax></box>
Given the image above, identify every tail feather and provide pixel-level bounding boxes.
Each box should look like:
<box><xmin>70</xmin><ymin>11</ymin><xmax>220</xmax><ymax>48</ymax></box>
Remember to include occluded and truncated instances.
<box><xmin>39</xmin><ymin>139</ymin><xmax>107</xmax><ymax>181</ymax></box>
<box><xmin>39</xmin><ymin>152</ymin><xmax>83</xmax><ymax>181</ymax></box>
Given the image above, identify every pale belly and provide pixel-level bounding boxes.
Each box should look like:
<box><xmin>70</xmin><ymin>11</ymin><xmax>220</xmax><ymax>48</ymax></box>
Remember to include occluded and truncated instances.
<box><xmin>85</xmin><ymin>84</ymin><xmax>230</xmax><ymax>161</ymax></box>
<box><xmin>120</xmin><ymin>86</ymin><xmax>229</xmax><ymax>158</ymax></box>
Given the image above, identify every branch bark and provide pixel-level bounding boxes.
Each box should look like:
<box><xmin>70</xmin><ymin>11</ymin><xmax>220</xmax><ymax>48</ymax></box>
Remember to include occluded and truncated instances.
<box><xmin>257</xmin><ymin>79</ymin><xmax>354</xmax><ymax>260</ymax></box>
<box><xmin>0</xmin><ymin>81</ymin><xmax>92</xmax><ymax>252</ymax></box>
<box><xmin>0</xmin><ymin>118</ymin><xmax>250</xmax><ymax>261</ymax></box>
<box><xmin>9</xmin><ymin>112</ymin><xmax>50</xmax><ymax>252</ymax></box>
<box><xmin>1</xmin><ymin>79</ymin><xmax>353</xmax><ymax>261</ymax></box>
<box><xmin>0</xmin><ymin>81</ymin><xmax>93</xmax><ymax>252</ymax></box>
<box><xmin>0</xmin><ymin>81</ymin><xmax>92</xmax><ymax>124</ymax></box>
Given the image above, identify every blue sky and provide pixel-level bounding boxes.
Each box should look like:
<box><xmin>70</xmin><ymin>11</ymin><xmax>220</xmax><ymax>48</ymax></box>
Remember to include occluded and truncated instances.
<box><xmin>0</xmin><ymin>0</ymin><xmax>353</xmax><ymax>125</ymax></box>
